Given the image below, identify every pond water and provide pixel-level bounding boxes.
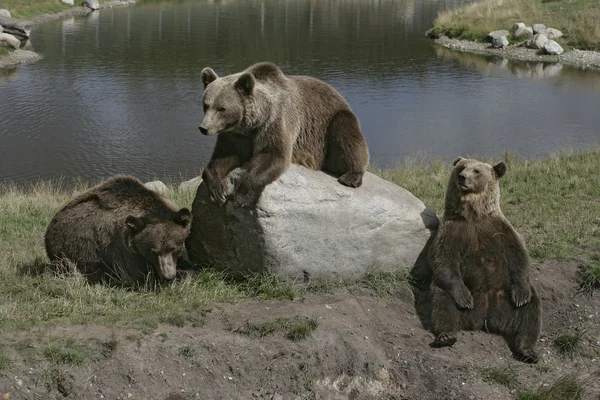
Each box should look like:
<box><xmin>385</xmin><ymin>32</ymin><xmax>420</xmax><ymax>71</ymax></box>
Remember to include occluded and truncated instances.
<box><xmin>1</xmin><ymin>0</ymin><xmax>600</xmax><ymax>184</ymax></box>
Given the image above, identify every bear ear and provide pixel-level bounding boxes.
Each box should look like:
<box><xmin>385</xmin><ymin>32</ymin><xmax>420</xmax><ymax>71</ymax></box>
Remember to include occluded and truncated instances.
<box><xmin>126</xmin><ymin>215</ymin><xmax>145</xmax><ymax>234</ymax></box>
<box><xmin>234</xmin><ymin>72</ymin><xmax>256</xmax><ymax>95</ymax></box>
<box><xmin>493</xmin><ymin>161</ymin><xmax>507</xmax><ymax>178</ymax></box>
<box><xmin>453</xmin><ymin>157</ymin><xmax>465</xmax><ymax>166</ymax></box>
<box><xmin>201</xmin><ymin>67</ymin><xmax>219</xmax><ymax>88</ymax></box>
<box><xmin>174</xmin><ymin>208</ymin><xmax>192</xmax><ymax>227</ymax></box>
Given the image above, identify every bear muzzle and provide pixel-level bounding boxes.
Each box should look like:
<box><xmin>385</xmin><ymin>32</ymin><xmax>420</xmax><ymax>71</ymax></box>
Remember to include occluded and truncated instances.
<box><xmin>156</xmin><ymin>253</ymin><xmax>177</xmax><ymax>281</ymax></box>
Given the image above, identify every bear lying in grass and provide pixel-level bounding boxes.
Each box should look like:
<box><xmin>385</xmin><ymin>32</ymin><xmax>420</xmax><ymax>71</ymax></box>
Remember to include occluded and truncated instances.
<box><xmin>428</xmin><ymin>157</ymin><xmax>541</xmax><ymax>363</ymax></box>
<box><xmin>198</xmin><ymin>61</ymin><xmax>370</xmax><ymax>208</ymax></box>
<box><xmin>45</xmin><ymin>176</ymin><xmax>191</xmax><ymax>285</ymax></box>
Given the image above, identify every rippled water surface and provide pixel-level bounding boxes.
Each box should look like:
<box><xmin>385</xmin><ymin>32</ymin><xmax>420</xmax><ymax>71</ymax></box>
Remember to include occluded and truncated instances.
<box><xmin>1</xmin><ymin>0</ymin><xmax>600</xmax><ymax>184</ymax></box>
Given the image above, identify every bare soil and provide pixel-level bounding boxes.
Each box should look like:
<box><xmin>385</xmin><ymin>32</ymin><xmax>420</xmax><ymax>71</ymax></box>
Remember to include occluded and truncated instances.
<box><xmin>1</xmin><ymin>259</ymin><xmax>599</xmax><ymax>400</ymax></box>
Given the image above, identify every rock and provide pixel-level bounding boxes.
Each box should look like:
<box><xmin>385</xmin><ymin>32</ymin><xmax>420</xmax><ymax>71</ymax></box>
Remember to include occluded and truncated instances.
<box><xmin>487</xmin><ymin>30</ymin><xmax>509</xmax><ymax>41</ymax></box>
<box><xmin>0</xmin><ymin>25</ymin><xmax>3</xmax><ymax>34</ymax></box>
<box><xmin>527</xmin><ymin>33</ymin><xmax>548</xmax><ymax>49</ymax></box>
<box><xmin>512</xmin><ymin>22</ymin><xmax>526</xmax><ymax>32</ymax></box>
<box><xmin>144</xmin><ymin>180</ymin><xmax>169</xmax><ymax>195</ymax></box>
<box><xmin>61</xmin><ymin>0</ymin><xmax>74</xmax><ymax>5</ymax></box>
<box><xmin>543</xmin><ymin>28</ymin><xmax>563</xmax><ymax>40</ymax></box>
<box><xmin>544</xmin><ymin>40</ymin><xmax>564</xmax><ymax>55</ymax></box>
<box><xmin>0</xmin><ymin>32</ymin><xmax>21</xmax><ymax>49</ymax></box>
<box><xmin>0</xmin><ymin>9</ymin><xmax>11</xmax><ymax>19</ymax></box>
<box><xmin>491</xmin><ymin>35</ymin><xmax>509</xmax><ymax>49</ymax></box>
<box><xmin>0</xmin><ymin>17</ymin><xmax>33</xmax><ymax>39</ymax></box>
<box><xmin>532</xmin><ymin>24</ymin><xmax>546</xmax><ymax>34</ymax></box>
<box><xmin>513</xmin><ymin>26</ymin><xmax>533</xmax><ymax>39</ymax></box>
<box><xmin>179</xmin><ymin>176</ymin><xmax>203</xmax><ymax>192</ymax></box>
<box><xmin>186</xmin><ymin>165</ymin><xmax>439</xmax><ymax>281</ymax></box>
<box><xmin>84</xmin><ymin>0</ymin><xmax>100</xmax><ymax>10</ymax></box>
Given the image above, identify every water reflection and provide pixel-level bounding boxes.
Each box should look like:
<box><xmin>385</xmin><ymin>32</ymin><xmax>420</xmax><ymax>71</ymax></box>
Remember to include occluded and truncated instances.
<box><xmin>435</xmin><ymin>46</ymin><xmax>600</xmax><ymax>92</ymax></box>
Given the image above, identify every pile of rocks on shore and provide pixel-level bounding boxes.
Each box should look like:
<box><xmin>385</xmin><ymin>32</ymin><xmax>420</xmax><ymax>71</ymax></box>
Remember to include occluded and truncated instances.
<box><xmin>0</xmin><ymin>1</ymin><xmax>99</xmax><ymax>52</ymax></box>
<box><xmin>488</xmin><ymin>22</ymin><xmax>564</xmax><ymax>55</ymax></box>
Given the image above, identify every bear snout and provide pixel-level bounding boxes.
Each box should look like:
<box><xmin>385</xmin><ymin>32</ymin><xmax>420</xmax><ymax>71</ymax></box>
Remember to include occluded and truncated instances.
<box><xmin>156</xmin><ymin>253</ymin><xmax>177</xmax><ymax>281</ymax></box>
<box><xmin>199</xmin><ymin>126</ymin><xmax>209</xmax><ymax>135</ymax></box>
<box><xmin>458</xmin><ymin>173</ymin><xmax>467</xmax><ymax>186</ymax></box>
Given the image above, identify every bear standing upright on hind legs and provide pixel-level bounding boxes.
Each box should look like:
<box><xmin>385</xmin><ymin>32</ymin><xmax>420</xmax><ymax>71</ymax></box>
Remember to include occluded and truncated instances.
<box><xmin>198</xmin><ymin>62</ymin><xmax>370</xmax><ymax>208</ymax></box>
<box><xmin>429</xmin><ymin>157</ymin><xmax>541</xmax><ymax>363</ymax></box>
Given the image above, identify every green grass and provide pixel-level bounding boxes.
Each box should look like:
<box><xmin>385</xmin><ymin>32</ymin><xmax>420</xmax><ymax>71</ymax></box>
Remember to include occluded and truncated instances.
<box><xmin>178</xmin><ymin>344</ymin><xmax>197</xmax><ymax>359</ymax></box>
<box><xmin>0</xmin><ymin>47</ymin><xmax>14</xmax><ymax>56</ymax></box>
<box><xmin>0</xmin><ymin>354</ymin><xmax>12</xmax><ymax>371</ymax></box>
<box><xmin>237</xmin><ymin>315</ymin><xmax>318</xmax><ymax>341</ymax></box>
<box><xmin>429</xmin><ymin>0</ymin><xmax>600</xmax><ymax>51</ymax></box>
<box><xmin>0</xmin><ymin>149</ymin><xmax>599</xmax><ymax>332</ymax></box>
<box><xmin>42</xmin><ymin>338</ymin><xmax>87</xmax><ymax>365</ymax></box>
<box><xmin>480</xmin><ymin>365</ymin><xmax>518</xmax><ymax>387</ymax></box>
<box><xmin>0</xmin><ymin>0</ymin><xmax>111</xmax><ymax>20</ymax></box>
<box><xmin>516</xmin><ymin>373</ymin><xmax>586</xmax><ymax>400</ymax></box>
<box><xmin>553</xmin><ymin>329</ymin><xmax>587</xmax><ymax>357</ymax></box>
<box><xmin>579</xmin><ymin>258</ymin><xmax>600</xmax><ymax>293</ymax></box>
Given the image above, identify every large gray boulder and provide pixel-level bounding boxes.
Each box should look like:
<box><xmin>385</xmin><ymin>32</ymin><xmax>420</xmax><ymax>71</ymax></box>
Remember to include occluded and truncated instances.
<box><xmin>544</xmin><ymin>40</ymin><xmax>564</xmax><ymax>55</ymax></box>
<box><xmin>179</xmin><ymin>176</ymin><xmax>203</xmax><ymax>192</ymax></box>
<box><xmin>144</xmin><ymin>180</ymin><xmax>169</xmax><ymax>195</ymax></box>
<box><xmin>532</xmin><ymin>24</ymin><xmax>546</xmax><ymax>34</ymax></box>
<box><xmin>514</xmin><ymin>26</ymin><xmax>533</xmax><ymax>39</ymax></box>
<box><xmin>543</xmin><ymin>28</ymin><xmax>563</xmax><ymax>40</ymax></box>
<box><xmin>186</xmin><ymin>165</ymin><xmax>439</xmax><ymax>282</ymax></box>
<box><xmin>84</xmin><ymin>0</ymin><xmax>100</xmax><ymax>10</ymax></box>
<box><xmin>0</xmin><ymin>16</ymin><xmax>33</xmax><ymax>38</ymax></box>
<box><xmin>0</xmin><ymin>25</ymin><xmax>3</xmax><ymax>34</ymax></box>
<box><xmin>0</xmin><ymin>10</ymin><xmax>10</xmax><ymax>19</ymax></box>
<box><xmin>0</xmin><ymin>32</ymin><xmax>20</xmax><ymax>49</ymax></box>
<box><xmin>61</xmin><ymin>0</ymin><xmax>74</xmax><ymax>5</ymax></box>
<box><xmin>527</xmin><ymin>33</ymin><xmax>548</xmax><ymax>49</ymax></box>
<box><xmin>491</xmin><ymin>35</ymin><xmax>509</xmax><ymax>49</ymax></box>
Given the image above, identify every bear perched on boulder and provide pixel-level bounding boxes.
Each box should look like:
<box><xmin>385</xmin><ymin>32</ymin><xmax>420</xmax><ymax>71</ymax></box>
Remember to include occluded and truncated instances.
<box><xmin>428</xmin><ymin>157</ymin><xmax>541</xmax><ymax>363</ymax></box>
<box><xmin>198</xmin><ymin>61</ymin><xmax>370</xmax><ymax>208</ymax></box>
<box><xmin>45</xmin><ymin>176</ymin><xmax>192</xmax><ymax>285</ymax></box>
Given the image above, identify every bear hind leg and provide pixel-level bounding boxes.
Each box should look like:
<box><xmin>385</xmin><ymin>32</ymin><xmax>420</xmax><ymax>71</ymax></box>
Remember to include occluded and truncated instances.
<box><xmin>323</xmin><ymin>110</ymin><xmax>369</xmax><ymax>188</ymax></box>
<box><xmin>487</xmin><ymin>286</ymin><xmax>541</xmax><ymax>363</ymax></box>
<box><xmin>430</xmin><ymin>286</ymin><xmax>460</xmax><ymax>348</ymax></box>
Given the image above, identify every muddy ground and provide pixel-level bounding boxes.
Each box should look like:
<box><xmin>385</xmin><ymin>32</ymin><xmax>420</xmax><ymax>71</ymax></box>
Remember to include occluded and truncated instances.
<box><xmin>0</xmin><ymin>259</ymin><xmax>599</xmax><ymax>400</ymax></box>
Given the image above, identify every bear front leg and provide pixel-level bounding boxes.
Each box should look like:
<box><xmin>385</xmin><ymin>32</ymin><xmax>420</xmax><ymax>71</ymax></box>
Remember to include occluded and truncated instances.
<box><xmin>203</xmin><ymin>134</ymin><xmax>252</xmax><ymax>206</ymax></box>
<box><xmin>233</xmin><ymin>150</ymin><xmax>289</xmax><ymax>208</ymax></box>
<box><xmin>430</xmin><ymin>286</ymin><xmax>460</xmax><ymax>348</ymax></box>
<box><xmin>504</xmin><ymin>231</ymin><xmax>533</xmax><ymax>307</ymax></box>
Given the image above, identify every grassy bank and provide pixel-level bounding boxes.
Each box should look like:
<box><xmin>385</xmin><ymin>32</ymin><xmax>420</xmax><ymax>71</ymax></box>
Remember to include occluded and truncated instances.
<box><xmin>1</xmin><ymin>149</ymin><xmax>599</xmax><ymax>331</ymax></box>
<box><xmin>0</xmin><ymin>0</ymin><xmax>111</xmax><ymax>20</ymax></box>
<box><xmin>0</xmin><ymin>47</ymin><xmax>13</xmax><ymax>56</ymax></box>
<box><xmin>429</xmin><ymin>0</ymin><xmax>600</xmax><ymax>51</ymax></box>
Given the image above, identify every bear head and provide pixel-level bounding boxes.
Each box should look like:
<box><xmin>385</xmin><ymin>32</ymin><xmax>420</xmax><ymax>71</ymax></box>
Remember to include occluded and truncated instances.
<box><xmin>445</xmin><ymin>157</ymin><xmax>507</xmax><ymax>219</ymax></box>
<box><xmin>125</xmin><ymin>208</ymin><xmax>192</xmax><ymax>281</ymax></box>
<box><xmin>198</xmin><ymin>67</ymin><xmax>257</xmax><ymax>136</ymax></box>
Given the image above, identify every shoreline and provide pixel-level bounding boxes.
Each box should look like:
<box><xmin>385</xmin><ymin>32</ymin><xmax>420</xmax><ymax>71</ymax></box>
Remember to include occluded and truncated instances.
<box><xmin>0</xmin><ymin>0</ymin><xmax>139</xmax><ymax>69</ymax></box>
<box><xmin>434</xmin><ymin>35</ymin><xmax>600</xmax><ymax>71</ymax></box>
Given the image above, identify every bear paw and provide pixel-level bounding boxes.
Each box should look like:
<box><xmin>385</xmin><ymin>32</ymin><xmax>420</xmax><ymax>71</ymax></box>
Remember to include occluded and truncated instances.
<box><xmin>511</xmin><ymin>284</ymin><xmax>532</xmax><ymax>307</ymax></box>
<box><xmin>516</xmin><ymin>349</ymin><xmax>539</xmax><ymax>364</ymax></box>
<box><xmin>206</xmin><ymin>182</ymin><xmax>228</xmax><ymax>206</ymax></box>
<box><xmin>430</xmin><ymin>333</ymin><xmax>457</xmax><ymax>348</ymax></box>
<box><xmin>338</xmin><ymin>172</ymin><xmax>363</xmax><ymax>188</ymax></box>
<box><xmin>451</xmin><ymin>285</ymin><xmax>474</xmax><ymax>309</ymax></box>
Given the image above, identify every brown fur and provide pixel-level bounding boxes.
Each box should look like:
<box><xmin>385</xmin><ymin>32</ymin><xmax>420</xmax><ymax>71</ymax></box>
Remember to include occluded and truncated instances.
<box><xmin>44</xmin><ymin>176</ymin><xmax>192</xmax><ymax>285</ymax></box>
<box><xmin>198</xmin><ymin>62</ymin><xmax>370</xmax><ymax>208</ymax></box>
<box><xmin>428</xmin><ymin>157</ymin><xmax>541</xmax><ymax>363</ymax></box>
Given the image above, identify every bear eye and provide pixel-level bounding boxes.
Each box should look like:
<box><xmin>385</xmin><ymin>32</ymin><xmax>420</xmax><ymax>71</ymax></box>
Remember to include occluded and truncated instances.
<box><xmin>474</xmin><ymin>169</ymin><xmax>480</xmax><ymax>174</ymax></box>
<box><xmin>217</xmin><ymin>106</ymin><xmax>226</xmax><ymax>112</ymax></box>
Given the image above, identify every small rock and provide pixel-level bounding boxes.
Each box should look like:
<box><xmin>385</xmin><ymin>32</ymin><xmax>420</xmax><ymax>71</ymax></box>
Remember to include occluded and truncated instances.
<box><xmin>491</xmin><ymin>35</ymin><xmax>509</xmax><ymax>49</ymax></box>
<box><xmin>61</xmin><ymin>0</ymin><xmax>74</xmax><ymax>5</ymax></box>
<box><xmin>544</xmin><ymin>40</ymin><xmax>564</xmax><ymax>55</ymax></box>
<box><xmin>0</xmin><ymin>32</ymin><xmax>20</xmax><ymax>49</ymax></box>
<box><xmin>84</xmin><ymin>0</ymin><xmax>100</xmax><ymax>10</ymax></box>
<box><xmin>144</xmin><ymin>180</ymin><xmax>169</xmax><ymax>195</ymax></box>
<box><xmin>527</xmin><ymin>33</ymin><xmax>548</xmax><ymax>49</ymax></box>
<box><xmin>533</xmin><ymin>24</ymin><xmax>546</xmax><ymax>34</ymax></box>
<box><xmin>488</xmin><ymin>30</ymin><xmax>509</xmax><ymax>40</ymax></box>
<box><xmin>179</xmin><ymin>176</ymin><xmax>203</xmax><ymax>191</ymax></box>
<box><xmin>544</xmin><ymin>28</ymin><xmax>563</xmax><ymax>40</ymax></box>
<box><xmin>0</xmin><ymin>9</ymin><xmax>11</xmax><ymax>19</ymax></box>
<box><xmin>514</xmin><ymin>26</ymin><xmax>533</xmax><ymax>39</ymax></box>
<box><xmin>512</xmin><ymin>22</ymin><xmax>526</xmax><ymax>32</ymax></box>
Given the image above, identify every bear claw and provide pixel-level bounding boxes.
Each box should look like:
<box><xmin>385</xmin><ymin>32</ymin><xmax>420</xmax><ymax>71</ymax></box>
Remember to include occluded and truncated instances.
<box><xmin>338</xmin><ymin>173</ymin><xmax>363</xmax><ymax>188</ymax></box>
<box><xmin>516</xmin><ymin>349</ymin><xmax>539</xmax><ymax>364</ymax></box>
<box><xmin>430</xmin><ymin>334</ymin><xmax>457</xmax><ymax>348</ymax></box>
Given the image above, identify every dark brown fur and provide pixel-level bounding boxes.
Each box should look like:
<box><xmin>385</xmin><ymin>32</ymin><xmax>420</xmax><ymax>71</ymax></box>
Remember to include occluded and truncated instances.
<box><xmin>44</xmin><ymin>176</ymin><xmax>191</xmax><ymax>285</ymax></box>
<box><xmin>198</xmin><ymin>62</ymin><xmax>370</xmax><ymax>208</ymax></box>
<box><xmin>428</xmin><ymin>157</ymin><xmax>541</xmax><ymax>363</ymax></box>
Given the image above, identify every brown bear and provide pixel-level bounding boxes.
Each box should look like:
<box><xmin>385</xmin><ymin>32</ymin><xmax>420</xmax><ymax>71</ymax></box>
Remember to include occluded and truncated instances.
<box><xmin>198</xmin><ymin>61</ymin><xmax>370</xmax><ymax>208</ymax></box>
<box><xmin>45</xmin><ymin>176</ymin><xmax>192</xmax><ymax>285</ymax></box>
<box><xmin>428</xmin><ymin>157</ymin><xmax>541</xmax><ymax>363</ymax></box>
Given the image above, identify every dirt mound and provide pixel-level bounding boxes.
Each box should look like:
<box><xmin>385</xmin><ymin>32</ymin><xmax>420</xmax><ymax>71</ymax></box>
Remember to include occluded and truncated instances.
<box><xmin>1</xmin><ymin>260</ymin><xmax>599</xmax><ymax>399</ymax></box>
